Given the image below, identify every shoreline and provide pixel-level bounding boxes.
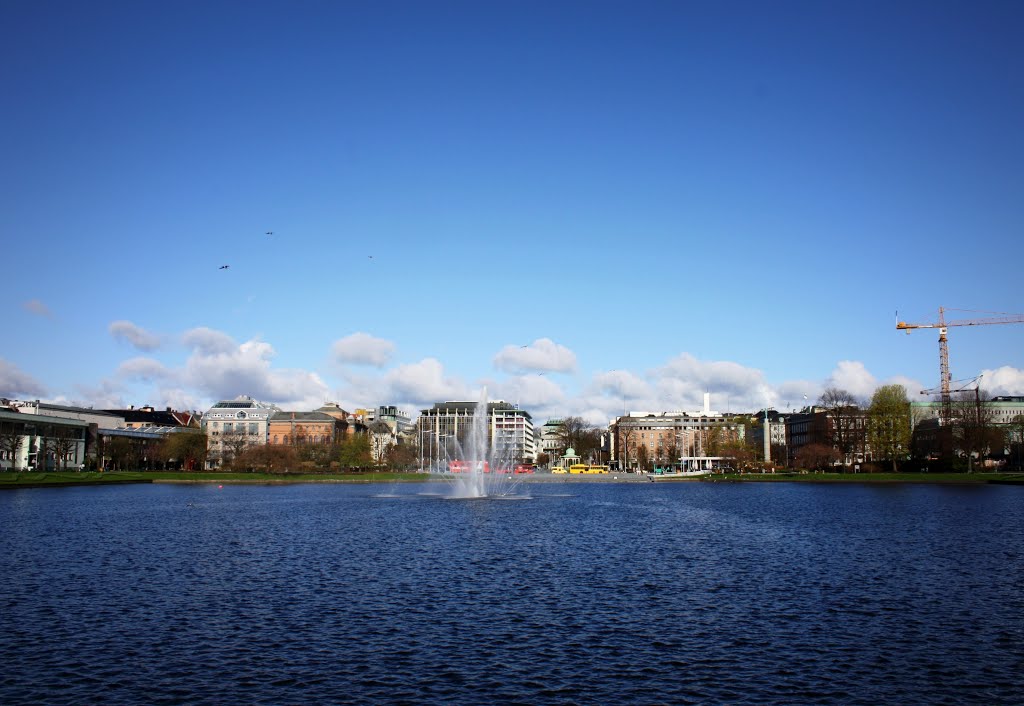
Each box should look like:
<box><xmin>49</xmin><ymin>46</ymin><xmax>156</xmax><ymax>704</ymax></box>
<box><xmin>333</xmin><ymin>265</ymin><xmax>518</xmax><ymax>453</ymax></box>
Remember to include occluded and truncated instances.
<box><xmin>3</xmin><ymin>470</ymin><xmax>1022</xmax><ymax>489</ymax></box>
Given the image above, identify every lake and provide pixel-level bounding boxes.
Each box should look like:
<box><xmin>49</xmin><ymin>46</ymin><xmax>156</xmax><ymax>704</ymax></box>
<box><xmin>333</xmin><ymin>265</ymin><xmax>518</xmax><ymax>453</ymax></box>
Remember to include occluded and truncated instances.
<box><xmin>1</xmin><ymin>481</ymin><xmax>1022</xmax><ymax>704</ymax></box>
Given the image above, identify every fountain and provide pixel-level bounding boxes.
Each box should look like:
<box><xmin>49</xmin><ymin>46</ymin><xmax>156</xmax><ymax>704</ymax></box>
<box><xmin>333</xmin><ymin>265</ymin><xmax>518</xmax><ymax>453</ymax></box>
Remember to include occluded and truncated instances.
<box><xmin>446</xmin><ymin>387</ymin><xmax>527</xmax><ymax>499</ymax></box>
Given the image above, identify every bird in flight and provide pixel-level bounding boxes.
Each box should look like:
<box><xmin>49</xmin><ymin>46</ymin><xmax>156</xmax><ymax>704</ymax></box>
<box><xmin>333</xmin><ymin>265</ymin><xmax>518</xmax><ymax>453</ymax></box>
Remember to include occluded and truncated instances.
<box><xmin>266</xmin><ymin>231</ymin><xmax>273</xmax><ymax>235</ymax></box>
<box><xmin>219</xmin><ymin>265</ymin><xmax>230</xmax><ymax>270</ymax></box>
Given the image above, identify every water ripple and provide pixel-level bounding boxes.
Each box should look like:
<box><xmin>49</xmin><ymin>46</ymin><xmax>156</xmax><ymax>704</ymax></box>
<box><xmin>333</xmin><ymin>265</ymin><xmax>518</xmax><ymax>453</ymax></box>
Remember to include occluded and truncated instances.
<box><xmin>1</xmin><ymin>482</ymin><xmax>1022</xmax><ymax>704</ymax></box>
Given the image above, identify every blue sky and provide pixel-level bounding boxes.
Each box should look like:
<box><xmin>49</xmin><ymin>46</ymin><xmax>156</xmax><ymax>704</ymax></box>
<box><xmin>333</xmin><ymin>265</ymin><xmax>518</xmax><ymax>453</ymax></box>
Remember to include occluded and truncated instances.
<box><xmin>3</xmin><ymin>0</ymin><xmax>1023</xmax><ymax>422</ymax></box>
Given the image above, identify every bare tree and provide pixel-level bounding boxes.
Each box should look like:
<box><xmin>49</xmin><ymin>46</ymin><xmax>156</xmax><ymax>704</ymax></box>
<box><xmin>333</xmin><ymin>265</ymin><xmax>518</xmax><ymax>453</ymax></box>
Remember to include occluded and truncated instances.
<box><xmin>796</xmin><ymin>443</ymin><xmax>841</xmax><ymax>471</ymax></box>
<box><xmin>50</xmin><ymin>427</ymin><xmax>80</xmax><ymax>471</ymax></box>
<box><xmin>0</xmin><ymin>425</ymin><xmax>23</xmax><ymax>471</ymax></box>
<box><xmin>818</xmin><ymin>387</ymin><xmax>862</xmax><ymax>467</ymax></box>
<box><xmin>617</xmin><ymin>424</ymin><xmax>638</xmax><ymax>471</ymax></box>
<box><xmin>556</xmin><ymin>417</ymin><xmax>594</xmax><ymax>455</ymax></box>
<box><xmin>220</xmin><ymin>429</ymin><xmax>251</xmax><ymax>469</ymax></box>
<box><xmin>950</xmin><ymin>389</ymin><xmax>1000</xmax><ymax>472</ymax></box>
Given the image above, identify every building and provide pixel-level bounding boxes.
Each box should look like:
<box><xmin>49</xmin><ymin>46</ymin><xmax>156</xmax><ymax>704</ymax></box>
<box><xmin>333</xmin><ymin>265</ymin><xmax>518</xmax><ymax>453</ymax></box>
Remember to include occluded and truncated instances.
<box><xmin>785</xmin><ymin>406</ymin><xmax>869</xmax><ymax>468</ymax></box>
<box><xmin>202</xmin><ymin>396</ymin><xmax>280</xmax><ymax>468</ymax></box>
<box><xmin>268</xmin><ymin>412</ymin><xmax>338</xmax><ymax>445</ymax></box>
<box><xmin>102</xmin><ymin>405</ymin><xmax>200</xmax><ymax>429</ymax></box>
<box><xmin>4</xmin><ymin>399</ymin><xmax>203</xmax><ymax>471</ymax></box>
<box><xmin>910</xmin><ymin>396</ymin><xmax>1024</xmax><ymax>466</ymax></box>
<box><xmin>13</xmin><ymin>399</ymin><xmax>125</xmax><ymax>429</ymax></box>
<box><xmin>538</xmin><ymin>419</ymin><xmax>565</xmax><ymax>466</ymax></box>
<box><xmin>0</xmin><ymin>407</ymin><xmax>89</xmax><ymax>471</ymax></box>
<box><xmin>416</xmin><ymin>400</ymin><xmax>535</xmax><ymax>470</ymax></box>
<box><xmin>610</xmin><ymin>394</ymin><xmax>745</xmax><ymax>472</ymax></box>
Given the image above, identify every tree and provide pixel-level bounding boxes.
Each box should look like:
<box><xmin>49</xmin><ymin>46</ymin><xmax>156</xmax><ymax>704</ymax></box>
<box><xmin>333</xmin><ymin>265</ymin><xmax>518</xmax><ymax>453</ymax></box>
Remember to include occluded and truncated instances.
<box><xmin>220</xmin><ymin>429</ymin><xmax>251</xmax><ymax>468</ymax></box>
<box><xmin>234</xmin><ymin>444</ymin><xmax>297</xmax><ymax>473</ymax></box>
<box><xmin>635</xmin><ymin>444</ymin><xmax>650</xmax><ymax>471</ymax></box>
<box><xmin>868</xmin><ymin>384</ymin><xmax>911</xmax><ymax>472</ymax></box>
<box><xmin>50</xmin><ymin>427</ymin><xmax>80</xmax><ymax>471</ymax></box>
<box><xmin>384</xmin><ymin>443</ymin><xmax>417</xmax><ymax>471</ymax></box>
<box><xmin>0</xmin><ymin>425</ymin><xmax>23</xmax><ymax>471</ymax></box>
<box><xmin>818</xmin><ymin>387</ymin><xmax>862</xmax><ymax>467</ymax></box>
<box><xmin>617</xmin><ymin>424</ymin><xmax>638</xmax><ymax>471</ymax></box>
<box><xmin>795</xmin><ymin>443</ymin><xmax>841</xmax><ymax>471</ymax></box>
<box><xmin>337</xmin><ymin>434</ymin><xmax>373</xmax><ymax>470</ymax></box>
<box><xmin>556</xmin><ymin>417</ymin><xmax>599</xmax><ymax>457</ymax></box>
<box><xmin>105</xmin><ymin>437</ymin><xmax>136</xmax><ymax>471</ymax></box>
<box><xmin>950</xmin><ymin>390</ymin><xmax>1000</xmax><ymax>472</ymax></box>
<box><xmin>160</xmin><ymin>432</ymin><xmax>208</xmax><ymax>470</ymax></box>
<box><xmin>1009</xmin><ymin>414</ymin><xmax>1024</xmax><ymax>471</ymax></box>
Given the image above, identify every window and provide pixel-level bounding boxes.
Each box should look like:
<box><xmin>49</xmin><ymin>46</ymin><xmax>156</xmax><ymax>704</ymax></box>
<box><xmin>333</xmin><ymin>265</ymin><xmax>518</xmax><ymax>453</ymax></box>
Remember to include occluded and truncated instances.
<box><xmin>249</xmin><ymin>423</ymin><xmax>258</xmax><ymax>435</ymax></box>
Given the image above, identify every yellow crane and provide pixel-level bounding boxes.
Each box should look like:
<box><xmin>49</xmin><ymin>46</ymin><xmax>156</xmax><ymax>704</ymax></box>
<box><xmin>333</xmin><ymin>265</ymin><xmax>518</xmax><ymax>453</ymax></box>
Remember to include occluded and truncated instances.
<box><xmin>897</xmin><ymin>307</ymin><xmax>1024</xmax><ymax>422</ymax></box>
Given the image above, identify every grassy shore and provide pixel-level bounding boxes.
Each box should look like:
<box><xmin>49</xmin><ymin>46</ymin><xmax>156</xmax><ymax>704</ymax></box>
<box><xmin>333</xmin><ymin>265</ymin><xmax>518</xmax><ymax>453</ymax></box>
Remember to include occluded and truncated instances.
<box><xmin>0</xmin><ymin>471</ymin><xmax>154</xmax><ymax>489</ymax></box>
<box><xmin>2</xmin><ymin>470</ymin><xmax>1022</xmax><ymax>488</ymax></box>
<box><xmin>713</xmin><ymin>471</ymin><xmax>1024</xmax><ymax>484</ymax></box>
<box><xmin>0</xmin><ymin>470</ymin><xmax>428</xmax><ymax>488</ymax></box>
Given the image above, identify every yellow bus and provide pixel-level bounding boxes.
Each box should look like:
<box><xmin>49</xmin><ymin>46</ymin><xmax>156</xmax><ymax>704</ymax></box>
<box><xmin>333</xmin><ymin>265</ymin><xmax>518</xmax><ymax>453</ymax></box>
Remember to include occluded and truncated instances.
<box><xmin>585</xmin><ymin>465</ymin><xmax>609</xmax><ymax>474</ymax></box>
<box><xmin>569</xmin><ymin>464</ymin><xmax>589</xmax><ymax>474</ymax></box>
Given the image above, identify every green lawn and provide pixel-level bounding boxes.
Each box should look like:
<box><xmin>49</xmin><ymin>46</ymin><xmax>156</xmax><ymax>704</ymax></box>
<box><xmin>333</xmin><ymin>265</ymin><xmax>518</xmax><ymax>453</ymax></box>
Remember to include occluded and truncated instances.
<box><xmin>0</xmin><ymin>471</ymin><xmax>152</xmax><ymax>487</ymax></box>
<box><xmin>0</xmin><ymin>470</ymin><xmax>429</xmax><ymax>488</ymax></box>
<box><xmin>714</xmin><ymin>471</ymin><xmax>1024</xmax><ymax>483</ymax></box>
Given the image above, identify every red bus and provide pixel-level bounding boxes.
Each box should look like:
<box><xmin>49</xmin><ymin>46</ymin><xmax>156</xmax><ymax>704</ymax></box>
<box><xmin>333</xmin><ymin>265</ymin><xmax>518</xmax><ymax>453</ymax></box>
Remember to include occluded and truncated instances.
<box><xmin>448</xmin><ymin>461</ymin><xmax>491</xmax><ymax>473</ymax></box>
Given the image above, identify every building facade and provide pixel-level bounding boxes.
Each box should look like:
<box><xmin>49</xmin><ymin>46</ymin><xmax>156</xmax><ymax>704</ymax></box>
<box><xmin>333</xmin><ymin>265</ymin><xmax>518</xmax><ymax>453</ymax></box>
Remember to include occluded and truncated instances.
<box><xmin>416</xmin><ymin>400</ymin><xmax>535</xmax><ymax>470</ymax></box>
<box><xmin>610</xmin><ymin>396</ymin><xmax>745</xmax><ymax>471</ymax></box>
<box><xmin>0</xmin><ymin>408</ymin><xmax>89</xmax><ymax>471</ymax></box>
<box><xmin>202</xmin><ymin>396</ymin><xmax>280</xmax><ymax>468</ymax></box>
<box><xmin>268</xmin><ymin>412</ymin><xmax>338</xmax><ymax>445</ymax></box>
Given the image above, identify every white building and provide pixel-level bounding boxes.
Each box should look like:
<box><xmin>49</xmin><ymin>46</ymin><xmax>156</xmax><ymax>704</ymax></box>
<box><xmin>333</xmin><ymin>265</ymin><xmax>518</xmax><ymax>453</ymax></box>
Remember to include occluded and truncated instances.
<box><xmin>201</xmin><ymin>396</ymin><xmax>280</xmax><ymax>468</ymax></box>
<box><xmin>416</xmin><ymin>400</ymin><xmax>535</xmax><ymax>470</ymax></box>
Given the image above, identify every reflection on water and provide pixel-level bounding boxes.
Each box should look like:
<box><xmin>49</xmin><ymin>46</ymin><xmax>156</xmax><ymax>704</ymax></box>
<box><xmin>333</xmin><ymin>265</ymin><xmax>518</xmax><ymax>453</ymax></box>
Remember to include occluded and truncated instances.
<box><xmin>1</xmin><ymin>482</ymin><xmax>1022</xmax><ymax>704</ymax></box>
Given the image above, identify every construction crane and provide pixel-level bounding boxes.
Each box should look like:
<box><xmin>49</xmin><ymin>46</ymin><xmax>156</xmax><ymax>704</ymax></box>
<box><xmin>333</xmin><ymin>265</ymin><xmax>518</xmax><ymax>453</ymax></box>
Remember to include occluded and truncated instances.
<box><xmin>897</xmin><ymin>307</ymin><xmax>1024</xmax><ymax>423</ymax></box>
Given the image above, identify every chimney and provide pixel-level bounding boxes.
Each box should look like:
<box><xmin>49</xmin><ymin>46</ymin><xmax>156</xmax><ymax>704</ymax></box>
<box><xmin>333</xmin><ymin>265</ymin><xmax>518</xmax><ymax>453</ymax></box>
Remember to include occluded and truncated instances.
<box><xmin>703</xmin><ymin>393</ymin><xmax>710</xmax><ymax>415</ymax></box>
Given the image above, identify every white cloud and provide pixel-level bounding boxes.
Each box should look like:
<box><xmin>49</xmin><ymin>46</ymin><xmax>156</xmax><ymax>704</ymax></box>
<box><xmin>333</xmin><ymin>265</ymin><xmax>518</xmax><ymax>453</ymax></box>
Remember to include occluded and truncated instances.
<box><xmin>592</xmin><ymin>369</ymin><xmax>652</xmax><ymax>399</ymax></box>
<box><xmin>152</xmin><ymin>388</ymin><xmax>205</xmax><ymax>413</ymax></box>
<box><xmin>482</xmin><ymin>373</ymin><xmax>567</xmax><ymax>410</ymax></box>
<box><xmin>493</xmin><ymin>338</ymin><xmax>577</xmax><ymax>373</ymax></box>
<box><xmin>22</xmin><ymin>299</ymin><xmax>53</xmax><ymax>318</ymax></box>
<box><xmin>0</xmin><ymin>359</ymin><xmax>47</xmax><ymax>398</ymax></box>
<box><xmin>182</xmin><ymin>330</ymin><xmax>329</xmax><ymax>408</ymax></box>
<box><xmin>379</xmin><ymin>358</ymin><xmax>468</xmax><ymax>406</ymax></box>
<box><xmin>653</xmin><ymin>353</ymin><xmax>776</xmax><ymax>410</ymax></box>
<box><xmin>331</xmin><ymin>332</ymin><xmax>395</xmax><ymax>367</ymax></box>
<box><xmin>109</xmin><ymin>320</ymin><xmax>162</xmax><ymax>351</ymax></box>
<box><xmin>116</xmin><ymin>357</ymin><xmax>172</xmax><ymax>382</ymax></box>
<box><xmin>182</xmin><ymin>327</ymin><xmax>237</xmax><ymax>355</ymax></box>
<box><xmin>825</xmin><ymin>360</ymin><xmax>878</xmax><ymax>400</ymax></box>
<box><xmin>980</xmin><ymin>366</ymin><xmax>1024</xmax><ymax>396</ymax></box>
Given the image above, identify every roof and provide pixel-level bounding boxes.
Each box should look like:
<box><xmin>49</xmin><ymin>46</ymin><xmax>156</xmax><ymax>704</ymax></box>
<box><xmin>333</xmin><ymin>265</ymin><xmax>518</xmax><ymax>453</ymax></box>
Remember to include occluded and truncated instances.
<box><xmin>15</xmin><ymin>401</ymin><xmax>121</xmax><ymax>419</ymax></box>
<box><xmin>102</xmin><ymin>409</ymin><xmax>187</xmax><ymax>426</ymax></box>
<box><xmin>0</xmin><ymin>409</ymin><xmax>90</xmax><ymax>427</ymax></box>
<box><xmin>269</xmin><ymin>411</ymin><xmax>337</xmax><ymax>422</ymax></box>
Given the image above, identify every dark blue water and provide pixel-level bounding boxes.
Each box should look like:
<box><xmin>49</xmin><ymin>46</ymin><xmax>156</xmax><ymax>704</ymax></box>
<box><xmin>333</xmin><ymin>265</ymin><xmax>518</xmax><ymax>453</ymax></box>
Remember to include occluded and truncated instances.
<box><xmin>1</xmin><ymin>481</ymin><xmax>1022</xmax><ymax>704</ymax></box>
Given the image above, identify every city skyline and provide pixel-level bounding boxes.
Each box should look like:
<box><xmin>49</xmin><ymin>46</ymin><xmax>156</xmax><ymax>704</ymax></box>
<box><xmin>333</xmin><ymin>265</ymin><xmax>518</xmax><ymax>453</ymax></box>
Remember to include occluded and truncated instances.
<box><xmin>3</xmin><ymin>1</ymin><xmax>1023</xmax><ymax>424</ymax></box>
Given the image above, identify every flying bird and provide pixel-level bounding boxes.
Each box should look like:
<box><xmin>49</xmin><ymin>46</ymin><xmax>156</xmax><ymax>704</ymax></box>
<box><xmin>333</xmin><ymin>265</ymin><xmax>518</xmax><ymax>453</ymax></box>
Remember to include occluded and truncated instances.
<box><xmin>219</xmin><ymin>265</ymin><xmax>230</xmax><ymax>270</ymax></box>
<box><xmin>266</xmin><ymin>231</ymin><xmax>273</xmax><ymax>235</ymax></box>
